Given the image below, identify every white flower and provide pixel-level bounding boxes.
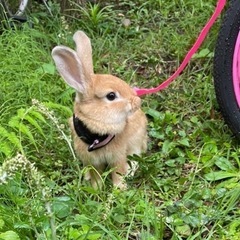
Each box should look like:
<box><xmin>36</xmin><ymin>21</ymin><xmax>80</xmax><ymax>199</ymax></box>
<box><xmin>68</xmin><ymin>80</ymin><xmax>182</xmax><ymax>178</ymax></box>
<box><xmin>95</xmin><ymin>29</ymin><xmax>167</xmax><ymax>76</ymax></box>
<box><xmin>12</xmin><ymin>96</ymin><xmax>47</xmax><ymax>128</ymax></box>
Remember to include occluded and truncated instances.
<box><xmin>0</xmin><ymin>171</ymin><xmax>8</xmax><ymax>184</ymax></box>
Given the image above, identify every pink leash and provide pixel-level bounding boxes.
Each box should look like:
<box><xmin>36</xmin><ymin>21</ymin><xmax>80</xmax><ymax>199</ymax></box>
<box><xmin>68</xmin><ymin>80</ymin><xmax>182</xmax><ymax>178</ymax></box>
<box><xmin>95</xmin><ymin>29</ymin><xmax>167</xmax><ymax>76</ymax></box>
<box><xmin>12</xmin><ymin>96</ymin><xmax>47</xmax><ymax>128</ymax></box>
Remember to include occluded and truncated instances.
<box><xmin>135</xmin><ymin>0</ymin><xmax>227</xmax><ymax>97</ymax></box>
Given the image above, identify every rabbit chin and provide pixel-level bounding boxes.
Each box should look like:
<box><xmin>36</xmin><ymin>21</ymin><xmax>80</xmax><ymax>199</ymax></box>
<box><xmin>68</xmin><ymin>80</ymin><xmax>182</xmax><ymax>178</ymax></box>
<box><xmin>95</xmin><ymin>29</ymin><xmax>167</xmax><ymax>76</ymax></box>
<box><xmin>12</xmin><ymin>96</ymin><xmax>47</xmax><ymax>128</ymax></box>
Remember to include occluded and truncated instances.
<box><xmin>74</xmin><ymin>113</ymin><xmax>128</xmax><ymax>135</ymax></box>
<box><xmin>74</xmin><ymin>100</ymin><xmax>134</xmax><ymax>135</ymax></box>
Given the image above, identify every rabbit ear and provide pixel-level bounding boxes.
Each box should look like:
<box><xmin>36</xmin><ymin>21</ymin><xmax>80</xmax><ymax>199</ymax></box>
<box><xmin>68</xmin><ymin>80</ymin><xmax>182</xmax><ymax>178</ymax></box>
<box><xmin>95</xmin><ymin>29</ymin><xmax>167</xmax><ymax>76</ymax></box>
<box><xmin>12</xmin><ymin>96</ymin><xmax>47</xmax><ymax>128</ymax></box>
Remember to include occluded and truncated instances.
<box><xmin>52</xmin><ymin>46</ymin><xmax>89</xmax><ymax>93</ymax></box>
<box><xmin>73</xmin><ymin>31</ymin><xmax>94</xmax><ymax>75</ymax></box>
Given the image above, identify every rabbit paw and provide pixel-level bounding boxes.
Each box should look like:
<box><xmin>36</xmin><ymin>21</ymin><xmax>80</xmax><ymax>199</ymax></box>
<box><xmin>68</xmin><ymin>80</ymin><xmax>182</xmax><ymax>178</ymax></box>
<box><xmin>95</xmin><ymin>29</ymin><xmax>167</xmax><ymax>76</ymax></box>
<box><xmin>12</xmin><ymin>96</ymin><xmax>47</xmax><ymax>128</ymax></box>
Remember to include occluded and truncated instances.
<box><xmin>84</xmin><ymin>171</ymin><xmax>91</xmax><ymax>181</ymax></box>
<box><xmin>113</xmin><ymin>178</ymin><xmax>127</xmax><ymax>190</ymax></box>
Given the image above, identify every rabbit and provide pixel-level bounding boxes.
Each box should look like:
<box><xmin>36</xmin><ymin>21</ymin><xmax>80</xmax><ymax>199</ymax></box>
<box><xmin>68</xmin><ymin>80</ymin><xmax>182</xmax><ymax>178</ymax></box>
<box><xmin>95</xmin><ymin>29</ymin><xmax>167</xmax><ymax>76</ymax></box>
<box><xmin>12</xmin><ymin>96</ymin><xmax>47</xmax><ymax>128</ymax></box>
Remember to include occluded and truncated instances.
<box><xmin>51</xmin><ymin>31</ymin><xmax>147</xmax><ymax>189</ymax></box>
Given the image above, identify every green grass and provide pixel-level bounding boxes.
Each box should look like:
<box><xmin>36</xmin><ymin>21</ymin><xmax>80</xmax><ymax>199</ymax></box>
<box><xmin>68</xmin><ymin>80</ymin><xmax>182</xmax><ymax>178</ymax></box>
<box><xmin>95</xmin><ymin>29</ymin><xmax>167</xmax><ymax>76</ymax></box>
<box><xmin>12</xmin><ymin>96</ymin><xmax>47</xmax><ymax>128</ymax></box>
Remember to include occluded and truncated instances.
<box><xmin>0</xmin><ymin>0</ymin><xmax>240</xmax><ymax>239</ymax></box>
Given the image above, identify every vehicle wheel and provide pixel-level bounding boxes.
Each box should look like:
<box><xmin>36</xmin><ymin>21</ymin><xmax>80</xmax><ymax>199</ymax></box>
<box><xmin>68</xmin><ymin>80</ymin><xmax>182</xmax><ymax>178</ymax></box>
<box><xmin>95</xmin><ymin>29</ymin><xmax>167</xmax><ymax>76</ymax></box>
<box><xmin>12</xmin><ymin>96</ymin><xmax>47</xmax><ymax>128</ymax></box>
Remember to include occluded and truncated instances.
<box><xmin>213</xmin><ymin>0</ymin><xmax>240</xmax><ymax>138</ymax></box>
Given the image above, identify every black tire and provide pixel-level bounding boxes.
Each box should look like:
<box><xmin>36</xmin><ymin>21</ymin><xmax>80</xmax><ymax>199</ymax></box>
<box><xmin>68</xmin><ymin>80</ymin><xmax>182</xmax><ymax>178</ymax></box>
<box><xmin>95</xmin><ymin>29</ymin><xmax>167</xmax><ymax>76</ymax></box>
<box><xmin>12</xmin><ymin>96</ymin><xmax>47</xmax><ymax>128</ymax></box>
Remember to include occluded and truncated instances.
<box><xmin>213</xmin><ymin>0</ymin><xmax>240</xmax><ymax>138</ymax></box>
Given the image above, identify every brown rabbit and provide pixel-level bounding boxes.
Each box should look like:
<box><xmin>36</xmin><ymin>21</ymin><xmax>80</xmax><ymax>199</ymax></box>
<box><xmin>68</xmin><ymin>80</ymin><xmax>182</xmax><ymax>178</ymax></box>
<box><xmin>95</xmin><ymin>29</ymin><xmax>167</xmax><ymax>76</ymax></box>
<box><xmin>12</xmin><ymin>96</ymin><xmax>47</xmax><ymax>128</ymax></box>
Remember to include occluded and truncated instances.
<box><xmin>52</xmin><ymin>31</ymin><xmax>147</xmax><ymax>189</ymax></box>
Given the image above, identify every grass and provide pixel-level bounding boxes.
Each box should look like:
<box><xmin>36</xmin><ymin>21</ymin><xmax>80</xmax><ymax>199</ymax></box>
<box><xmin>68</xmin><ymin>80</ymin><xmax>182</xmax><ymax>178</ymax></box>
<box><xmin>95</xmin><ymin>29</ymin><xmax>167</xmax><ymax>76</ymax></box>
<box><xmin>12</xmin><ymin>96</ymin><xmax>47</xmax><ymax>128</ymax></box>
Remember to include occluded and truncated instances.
<box><xmin>0</xmin><ymin>0</ymin><xmax>240</xmax><ymax>239</ymax></box>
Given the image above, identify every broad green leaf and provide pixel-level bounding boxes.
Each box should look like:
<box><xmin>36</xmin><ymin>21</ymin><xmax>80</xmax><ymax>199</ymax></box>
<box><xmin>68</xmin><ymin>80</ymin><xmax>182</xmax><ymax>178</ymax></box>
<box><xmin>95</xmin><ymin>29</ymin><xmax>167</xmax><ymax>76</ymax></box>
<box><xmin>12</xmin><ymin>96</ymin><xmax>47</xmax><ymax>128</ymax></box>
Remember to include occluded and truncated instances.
<box><xmin>178</xmin><ymin>138</ymin><xmax>190</xmax><ymax>147</ymax></box>
<box><xmin>193</xmin><ymin>48</ymin><xmax>213</xmax><ymax>59</ymax></box>
<box><xmin>176</xmin><ymin>224</ymin><xmax>191</xmax><ymax>237</ymax></box>
<box><xmin>82</xmin><ymin>224</ymin><xmax>90</xmax><ymax>232</ymax></box>
<box><xmin>0</xmin><ymin>231</ymin><xmax>20</xmax><ymax>240</ymax></box>
<box><xmin>112</xmin><ymin>214</ymin><xmax>126</xmax><ymax>224</ymax></box>
<box><xmin>146</xmin><ymin>108</ymin><xmax>163</xmax><ymax>120</ymax></box>
<box><xmin>13</xmin><ymin>222</ymin><xmax>32</xmax><ymax>230</ymax></box>
<box><xmin>162</xmin><ymin>140</ymin><xmax>175</xmax><ymax>154</ymax></box>
<box><xmin>165</xmin><ymin>159</ymin><xmax>177</xmax><ymax>167</ymax></box>
<box><xmin>215</xmin><ymin>157</ymin><xmax>237</xmax><ymax>171</ymax></box>
<box><xmin>202</xmin><ymin>141</ymin><xmax>218</xmax><ymax>155</ymax></box>
<box><xmin>41</xmin><ymin>63</ymin><xmax>56</xmax><ymax>75</ymax></box>
<box><xmin>228</xmin><ymin>219</ymin><xmax>240</xmax><ymax>236</ymax></box>
<box><xmin>149</xmin><ymin>129</ymin><xmax>164</xmax><ymax>139</ymax></box>
<box><xmin>205</xmin><ymin>171</ymin><xmax>239</xmax><ymax>181</ymax></box>
<box><xmin>68</xmin><ymin>227</ymin><xmax>81</xmax><ymax>238</ymax></box>
<box><xmin>52</xmin><ymin>197</ymin><xmax>73</xmax><ymax>219</ymax></box>
<box><xmin>86</xmin><ymin>232</ymin><xmax>102</xmax><ymax>240</ymax></box>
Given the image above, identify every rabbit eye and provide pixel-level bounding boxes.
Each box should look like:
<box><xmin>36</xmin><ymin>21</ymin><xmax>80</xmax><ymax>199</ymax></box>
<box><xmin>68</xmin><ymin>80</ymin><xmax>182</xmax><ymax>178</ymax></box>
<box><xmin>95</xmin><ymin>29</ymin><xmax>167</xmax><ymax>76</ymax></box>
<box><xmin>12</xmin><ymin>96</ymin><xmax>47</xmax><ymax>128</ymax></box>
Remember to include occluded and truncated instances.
<box><xmin>106</xmin><ymin>92</ymin><xmax>116</xmax><ymax>101</ymax></box>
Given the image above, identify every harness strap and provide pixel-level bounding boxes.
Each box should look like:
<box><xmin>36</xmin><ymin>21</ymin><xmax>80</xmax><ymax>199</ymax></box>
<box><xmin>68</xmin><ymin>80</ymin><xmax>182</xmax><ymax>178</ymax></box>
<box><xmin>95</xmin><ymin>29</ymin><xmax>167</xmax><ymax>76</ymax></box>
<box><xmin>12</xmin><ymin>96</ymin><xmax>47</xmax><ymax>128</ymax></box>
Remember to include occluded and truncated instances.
<box><xmin>135</xmin><ymin>0</ymin><xmax>227</xmax><ymax>96</ymax></box>
<box><xmin>73</xmin><ymin>114</ymin><xmax>115</xmax><ymax>152</ymax></box>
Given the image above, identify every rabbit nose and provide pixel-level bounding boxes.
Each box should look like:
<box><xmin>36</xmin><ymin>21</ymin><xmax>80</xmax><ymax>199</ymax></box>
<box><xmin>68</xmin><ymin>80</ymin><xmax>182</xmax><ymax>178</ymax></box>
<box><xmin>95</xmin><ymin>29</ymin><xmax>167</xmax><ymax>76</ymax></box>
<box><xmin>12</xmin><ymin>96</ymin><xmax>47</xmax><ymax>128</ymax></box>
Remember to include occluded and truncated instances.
<box><xmin>130</xmin><ymin>96</ymin><xmax>141</xmax><ymax>112</ymax></box>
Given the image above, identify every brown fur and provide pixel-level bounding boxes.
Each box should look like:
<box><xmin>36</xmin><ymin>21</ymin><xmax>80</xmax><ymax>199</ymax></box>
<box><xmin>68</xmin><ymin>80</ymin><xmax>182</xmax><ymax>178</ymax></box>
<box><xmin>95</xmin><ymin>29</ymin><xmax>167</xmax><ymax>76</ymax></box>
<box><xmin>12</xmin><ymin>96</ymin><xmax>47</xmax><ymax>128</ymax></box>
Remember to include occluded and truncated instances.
<box><xmin>52</xmin><ymin>31</ymin><xmax>147</xmax><ymax>189</ymax></box>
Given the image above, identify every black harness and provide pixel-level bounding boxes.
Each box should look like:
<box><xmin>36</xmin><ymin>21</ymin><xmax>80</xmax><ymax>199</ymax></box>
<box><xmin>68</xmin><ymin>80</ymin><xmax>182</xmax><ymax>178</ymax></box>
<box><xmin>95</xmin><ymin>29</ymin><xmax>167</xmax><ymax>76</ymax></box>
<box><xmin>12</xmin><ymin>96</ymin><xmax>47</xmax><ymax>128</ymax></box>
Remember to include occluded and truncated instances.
<box><xmin>73</xmin><ymin>114</ymin><xmax>115</xmax><ymax>152</ymax></box>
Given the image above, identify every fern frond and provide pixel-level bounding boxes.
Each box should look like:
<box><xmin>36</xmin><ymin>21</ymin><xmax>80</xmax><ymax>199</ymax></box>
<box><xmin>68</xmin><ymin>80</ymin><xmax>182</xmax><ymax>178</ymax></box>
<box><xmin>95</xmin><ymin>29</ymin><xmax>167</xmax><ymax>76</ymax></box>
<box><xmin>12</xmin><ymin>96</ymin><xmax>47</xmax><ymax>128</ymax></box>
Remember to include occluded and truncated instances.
<box><xmin>29</xmin><ymin>110</ymin><xmax>46</xmax><ymax>124</ymax></box>
<box><xmin>7</xmin><ymin>132</ymin><xmax>22</xmax><ymax>151</ymax></box>
<box><xmin>8</xmin><ymin>132</ymin><xmax>22</xmax><ymax>151</ymax></box>
<box><xmin>0</xmin><ymin>126</ymin><xmax>11</xmax><ymax>139</ymax></box>
<box><xmin>23</xmin><ymin>115</ymin><xmax>45</xmax><ymax>137</ymax></box>
<box><xmin>0</xmin><ymin>125</ymin><xmax>22</xmax><ymax>151</ymax></box>
<box><xmin>18</xmin><ymin>108</ymin><xmax>46</xmax><ymax>136</ymax></box>
<box><xmin>18</xmin><ymin>123</ymin><xmax>37</xmax><ymax>148</ymax></box>
<box><xmin>0</xmin><ymin>140</ymin><xmax>12</xmax><ymax>157</ymax></box>
<box><xmin>44</xmin><ymin>102</ymin><xmax>72</xmax><ymax>116</ymax></box>
<box><xmin>0</xmin><ymin>125</ymin><xmax>23</xmax><ymax>156</ymax></box>
<box><xmin>8</xmin><ymin>116</ymin><xmax>20</xmax><ymax>129</ymax></box>
<box><xmin>9</xmin><ymin>108</ymin><xmax>47</xmax><ymax>140</ymax></box>
<box><xmin>8</xmin><ymin>116</ymin><xmax>37</xmax><ymax>148</ymax></box>
<box><xmin>16</xmin><ymin>108</ymin><xmax>26</xmax><ymax>118</ymax></box>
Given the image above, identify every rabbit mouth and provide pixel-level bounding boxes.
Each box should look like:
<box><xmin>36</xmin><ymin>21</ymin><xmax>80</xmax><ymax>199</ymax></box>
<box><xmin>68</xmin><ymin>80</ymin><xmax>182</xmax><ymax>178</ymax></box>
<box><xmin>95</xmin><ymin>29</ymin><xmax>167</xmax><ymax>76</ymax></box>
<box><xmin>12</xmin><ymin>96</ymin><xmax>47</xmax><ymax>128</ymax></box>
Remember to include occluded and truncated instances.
<box><xmin>73</xmin><ymin>114</ymin><xmax>115</xmax><ymax>152</ymax></box>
